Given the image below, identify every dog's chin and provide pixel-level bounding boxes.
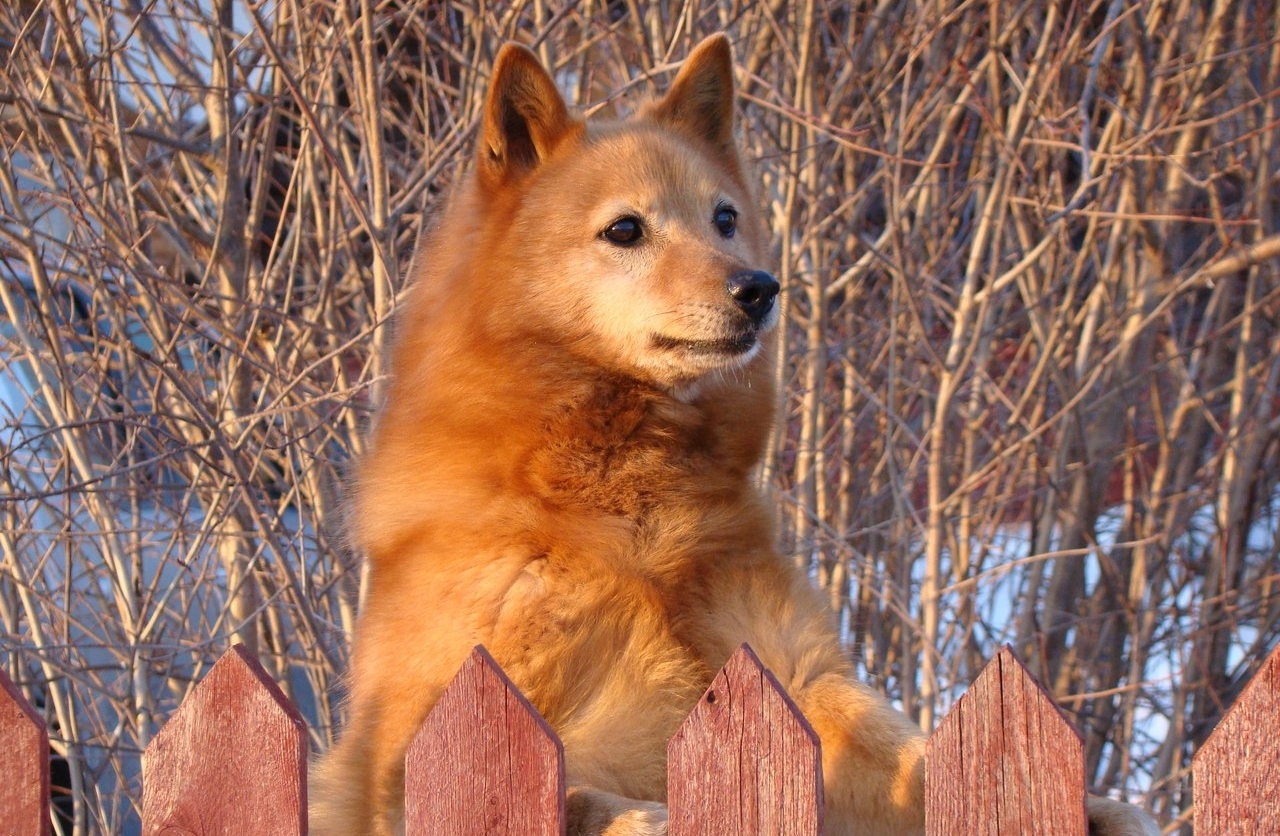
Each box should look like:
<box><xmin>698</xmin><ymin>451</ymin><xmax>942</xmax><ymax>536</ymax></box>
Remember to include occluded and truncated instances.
<box><xmin>646</xmin><ymin>329</ymin><xmax>765</xmax><ymax>398</ymax></box>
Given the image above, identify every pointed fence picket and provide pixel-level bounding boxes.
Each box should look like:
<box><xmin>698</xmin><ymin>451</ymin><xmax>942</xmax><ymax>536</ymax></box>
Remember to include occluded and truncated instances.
<box><xmin>667</xmin><ymin>644</ymin><xmax>822</xmax><ymax>835</ymax></box>
<box><xmin>404</xmin><ymin>646</ymin><xmax>564</xmax><ymax>836</ymax></box>
<box><xmin>140</xmin><ymin>644</ymin><xmax>307</xmax><ymax>836</ymax></box>
<box><xmin>926</xmin><ymin>646</ymin><xmax>1087</xmax><ymax>836</ymax></box>
<box><xmin>0</xmin><ymin>666</ymin><xmax>48</xmax><ymax>836</ymax></box>
<box><xmin>1192</xmin><ymin>645</ymin><xmax>1280</xmax><ymax>836</ymax></box>
<box><xmin>4</xmin><ymin>642</ymin><xmax>1280</xmax><ymax>833</ymax></box>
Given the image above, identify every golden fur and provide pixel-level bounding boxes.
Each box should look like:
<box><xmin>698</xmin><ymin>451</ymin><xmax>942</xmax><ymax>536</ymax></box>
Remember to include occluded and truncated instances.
<box><xmin>311</xmin><ymin>35</ymin><xmax>1159</xmax><ymax>836</ymax></box>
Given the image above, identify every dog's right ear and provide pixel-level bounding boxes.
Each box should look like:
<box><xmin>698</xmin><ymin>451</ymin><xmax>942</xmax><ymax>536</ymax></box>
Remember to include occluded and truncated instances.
<box><xmin>478</xmin><ymin>44</ymin><xmax>580</xmax><ymax>187</ymax></box>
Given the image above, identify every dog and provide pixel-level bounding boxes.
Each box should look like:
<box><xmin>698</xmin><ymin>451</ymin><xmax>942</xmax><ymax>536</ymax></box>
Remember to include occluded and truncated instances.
<box><xmin>310</xmin><ymin>34</ymin><xmax>1161</xmax><ymax>836</ymax></box>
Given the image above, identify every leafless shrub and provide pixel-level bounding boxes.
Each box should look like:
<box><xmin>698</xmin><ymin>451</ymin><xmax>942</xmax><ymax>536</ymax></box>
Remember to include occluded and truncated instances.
<box><xmin>2</xmin><ymin>1</ymin><xmax>1277</xmax><ymax>833</ymax></box>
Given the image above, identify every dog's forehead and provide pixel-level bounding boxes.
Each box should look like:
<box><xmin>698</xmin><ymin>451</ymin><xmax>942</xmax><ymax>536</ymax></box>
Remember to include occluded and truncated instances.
<box><xmin>572</xmin><ymin>124</ymin><xmax>744</xmax><ymax>207</ymax></box>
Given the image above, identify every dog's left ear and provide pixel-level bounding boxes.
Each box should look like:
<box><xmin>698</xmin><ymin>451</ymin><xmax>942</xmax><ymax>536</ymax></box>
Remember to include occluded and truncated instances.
<box><xmin>645</xmin><ymin>34</ymin><xmax>737</xmax><ymax>158</ymax></box>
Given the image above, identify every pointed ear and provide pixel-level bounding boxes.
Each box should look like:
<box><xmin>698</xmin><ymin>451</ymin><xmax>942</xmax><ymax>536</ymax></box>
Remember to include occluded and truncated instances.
<box><xmin>645</xmin><ymin>34</ymin><xmax>737</xmax><ymax>157</ymax></box>
<box><xmin>479</xmin><ymin>43</ymin><xmax>580</xmax><ymax>187</ymax></box>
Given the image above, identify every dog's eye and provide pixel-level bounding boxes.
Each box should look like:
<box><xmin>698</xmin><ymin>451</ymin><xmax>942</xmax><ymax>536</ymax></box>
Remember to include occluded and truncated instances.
<box><xmin>603</xmin><ymin>217</ymin><xmax>643</xmax><ymax>246</ymax></box>
<box><xmin>714</xmin><ymin>205</ymin><xmax>737</xmax><ymax>238</ymax></box>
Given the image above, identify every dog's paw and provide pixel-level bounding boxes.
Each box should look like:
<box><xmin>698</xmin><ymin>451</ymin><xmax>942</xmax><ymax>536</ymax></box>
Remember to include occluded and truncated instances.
<box><xmin>1087</xmin><ymin>796</ymin><xmax>1161</xmax><ymax>836</ymax></box>
<box><xmin>600</xmin><ymin>803</ymin><xmax>667</xmax><ymax>836</ymax></box>
<box><xmin>566</xmin><ymin>786</ymin><xmax>668</xmax><ymax>836</ymax></box>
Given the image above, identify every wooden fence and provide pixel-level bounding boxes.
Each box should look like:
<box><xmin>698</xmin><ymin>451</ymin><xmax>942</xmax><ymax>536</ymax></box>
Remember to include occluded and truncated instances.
<box><xmin>2</xmin><ymin>642</ymin><xmax>1278</xmax><ymax>836</ymax></box>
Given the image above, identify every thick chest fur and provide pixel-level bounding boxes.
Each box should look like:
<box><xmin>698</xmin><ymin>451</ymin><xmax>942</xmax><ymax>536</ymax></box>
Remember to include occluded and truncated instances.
<box><xmin>471</xmin><ymin>382</ymin><xmax>759</xmax><ymax>787</ymax></box>
<box><xmin>522</xmin><ymin>376</ymin><xmax>740</xmax><ymax>517</ymax></box>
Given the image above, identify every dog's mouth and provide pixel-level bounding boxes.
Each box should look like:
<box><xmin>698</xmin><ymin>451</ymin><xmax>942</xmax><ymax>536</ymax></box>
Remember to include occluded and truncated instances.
<box><xmin>650</xmin><ymin>330</ymin><xmax>759</xmax><ymax>358</ymax></box>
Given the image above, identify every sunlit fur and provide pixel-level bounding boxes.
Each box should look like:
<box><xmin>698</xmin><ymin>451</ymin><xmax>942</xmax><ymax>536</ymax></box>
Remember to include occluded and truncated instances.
<box><xmin>310</xmin><ymin>35</ymin><xmax>1158</xmax><ymax>836</ymax></box>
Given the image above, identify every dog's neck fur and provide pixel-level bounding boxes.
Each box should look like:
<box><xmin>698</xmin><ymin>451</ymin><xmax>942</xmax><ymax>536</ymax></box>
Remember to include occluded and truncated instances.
<box><xmin>356</xmin><ymin>319</ymin><xmax>775</xmax><ymax>569</ymax></box>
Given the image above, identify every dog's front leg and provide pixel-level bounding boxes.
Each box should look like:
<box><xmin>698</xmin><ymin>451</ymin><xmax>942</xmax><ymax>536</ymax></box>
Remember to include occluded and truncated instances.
<box><xmin>696</xmin><ymin>561</ymin><xmax>929</xmax><ymax>835</ymax></box>
<box><xmin>787</xmin><ymin>672</ymin><xmax>928</xmax><ymax>836</ymax></box>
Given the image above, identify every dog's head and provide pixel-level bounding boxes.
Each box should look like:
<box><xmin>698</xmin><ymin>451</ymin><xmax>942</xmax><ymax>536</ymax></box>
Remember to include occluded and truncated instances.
<box><xmin>466</xmin><ymin>35</ymin><xmax>778</xmax><ymax>394</ymax></box>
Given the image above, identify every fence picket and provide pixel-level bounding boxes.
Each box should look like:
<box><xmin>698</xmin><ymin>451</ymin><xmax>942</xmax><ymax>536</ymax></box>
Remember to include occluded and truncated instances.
<box><xmin>0</xmin><ymin>667</ymin><xmax>48</xmax><ymax>836</ymax></box>
<box><xmin>404</xmin><ymin>646</ymin><xmax>564</xmax><ymax>836</ymax></box>
<box><xmin>667</xmin><ymin>643</ymin><xmax>822</xmax><ymax>835</ymax></box>
<box><xmin>926</xmin><ymin>646</ymin><xmax>1087</xmax><ymax>836</ymax></box>
<box><xmin>1193</xmin><ymin>643</ymin><xmax>1280</xmax><ymax>835</ymax></box>
<box><xmin>140</xmin><ymin>644</ymin><xmax>307</xmax><ymax>836</ymax></box>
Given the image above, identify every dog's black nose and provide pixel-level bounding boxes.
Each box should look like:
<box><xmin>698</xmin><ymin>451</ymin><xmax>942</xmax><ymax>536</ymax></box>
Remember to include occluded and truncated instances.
<box><xmin>728</xmin><ymin>270</ymin><xmax>780</xmax><ymax>325</ymax></box>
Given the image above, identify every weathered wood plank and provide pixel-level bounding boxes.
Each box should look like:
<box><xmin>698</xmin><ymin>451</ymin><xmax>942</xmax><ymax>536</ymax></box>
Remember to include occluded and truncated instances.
<box><xmin>667</xmin><ymin>643</ymin><xmax>822</xmax><ymax>836</ymax></box>
<box><xmin>0</xmin><ymin>666</ymin><xmax>49</xmax><ymax>836</ymax></box>
<box><xmin>926</xmin><ymin>645</ymin><xmax>1087</xmax><ymax>836</ymax></box>
<box><xmin>141</xmin><ymin>644</ymin><xmax>306</xmax><ymax>836</ymax></box>
<box><xmin>404</xmin><ymin>645</ymin><xmax>564</xmax><ymax>836</ymax></box>
<box><xmin>1194</xmin><ymin>643</ymin><xmax>1280</xmax><ymax>835</ymax></box>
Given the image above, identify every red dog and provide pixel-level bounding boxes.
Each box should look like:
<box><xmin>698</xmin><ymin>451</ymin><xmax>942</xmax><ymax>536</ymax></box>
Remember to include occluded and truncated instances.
<box><xmin>311</xmin><ymin>34</ymin><xmax>1159</xmax><ymax>836</ymax></box>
